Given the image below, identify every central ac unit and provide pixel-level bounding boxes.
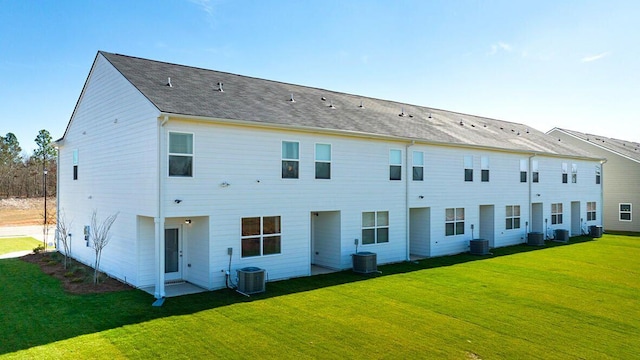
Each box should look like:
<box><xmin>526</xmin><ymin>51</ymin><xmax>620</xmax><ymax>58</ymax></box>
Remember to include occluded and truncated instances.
<box><xmin>237</xmin><ymin>267</ymin><xmax>265</xmax><ymax>295</ymax></box>
<box><xmin>469</xmin><ymin>239</ymin><xmax>489</xmax><ymax>255</ymax></box>
<box><xmin>352</xmin><ymin>252</ymin><xmax>377</xmax><ymax>274</ymax></box>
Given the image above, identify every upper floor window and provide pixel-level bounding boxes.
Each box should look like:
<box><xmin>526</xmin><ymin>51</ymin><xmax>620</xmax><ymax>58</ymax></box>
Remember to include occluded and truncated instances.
<box><xmin>413</xmin><ymin>151</ymin><xmax>424</xmax><ymax>181</ymax></box>
<box><xmin>390</xmin><ymin>149</ymin><xmax>402</xmax><ymax>181</ymax></box>
<box><xmin>620</xmin><ymin>203</ymin><xmax>632</xmax><ymax>221</ymax></box>
<box><xmin>571</xmin><ymin>163</ymin><xmax>577</xmax><ymax>183</ymax></box>
<box><xmin>169</xmin><ymin>132</ymin><xmax>193</xmax><ymax>177</ymax></box>
<box><xmin>315</xmin><ymin>143</ymin><xmax>331</xmax><ymax>179</ymax></box>
<box><xmin>362</xmin><ymin>211</ymin><xmax>389</xmax><ymax>244</ymax></box>
<box><xmin>587</xmin><ymin>202</ymin><xmax>596</xmax><ymax>221</ymax></box>
<box><xmin>532</xmin><ymin>160</ymin><xmax>539</xmax><ymax>183</ymax></box>
<box><xmin>445</xmin><ymin>208</ymin><xmax>465</xmax><ymax>236</ymax></box>
<box><xmin>551</xmin><ymin>203</ymin><xmax>563</xmax><ymax>225</ymax></box>
<box><xmin>464</xmin><ymin>156</ymin><xmax>473</xmax><ymax>182</ymax></box>
<box><xmin>595</xmin><ymin>166</ymin><xmax>601</xmax><ymax>184</ymax></box>
<box><xmin>72</xmin><ymin>149</ymin><xmax>79</xmax><ymax>180</ymax></box>
<box><xmin>520</xmin><ymin>159</ymin><xmax>528</xmax><ymax>183</ymax></box>
<box><xmin>506</xmin><ymin>205</ymin><xmax>521</xmax><ymax>230</ymax></box>
<box><xmin>241</xmin><ymin>216</ymin><xmax>281</xmax><ymax>257</ymax></box>
<box><xmin>481</xmin><ymin>156</ymin><xmax>489</xmax><ymax>182</ymax></box>
<box><xmin>561</xmin><ymin>163</ymin><xmax>568</xmax><ymax>184</ymax></box>
<box><xmin>282</xmin><ymin>141</ymin><xmax>299</xmax><ymax>179</ymax></box>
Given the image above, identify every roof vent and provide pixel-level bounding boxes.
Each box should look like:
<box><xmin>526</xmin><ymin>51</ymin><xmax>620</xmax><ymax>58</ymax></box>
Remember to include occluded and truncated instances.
<box><xmin>329</xmin><ymin>101</ymin><xmax>336</xmax><ymax>109</ymax></box>
<box><xmin>428</xmin><ymin>113</ymin><xmax>432</xmax><ymax>119</ymax></box>
<box><xmin>359</xmin><ymin>100</ymin><xmax>364</xmax><ymax>108</ymax></box>
<box><xmin>471</xmin><ymin>124</ymin><xmax>475</xmax><ymax>128</ymax></box>
<box><xmin>526</xmin><ymin>129</ymin><xmax>530</xmax><ymax>133</ymax></box>
<box><xmin>290</xmin><ymin>94</ymin><xmax>295</xmax><ymax>102</ymax></box>
<box><xmin>517</xmin><ymin>131</ymin><xmax>520</xmax><ymax>135</ymax></box>
<box><xmin>399</xmin><ymin>108</ymin><xmax>407</xmax><ymax>117</ymax></box>
<box><xmin>459</xmin><ymin>120</ymin><xmax>464</xmax><ymax>126</ymax></box>
<box><xmin>321</xmin><ymin>96</ymin><xmax>326</xmax><ymax>101</ymax></box>
<box><xmin>217</xmin><ymin>82</ymin><xmax>224</xmax><ymax>92</ymax></box>
<box><xmin>167</xmin><ymin>77</ymin><xmax>173</xmax><ymax>87</ymax></box>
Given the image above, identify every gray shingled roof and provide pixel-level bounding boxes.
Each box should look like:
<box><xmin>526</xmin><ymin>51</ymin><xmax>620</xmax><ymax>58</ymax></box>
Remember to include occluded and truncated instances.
<box><xmin>100</xmin><ymin>51</ymin><xmax>597</xmax><ymax>158</ymax></box>
<box><xmin>551</xmin><ymin>128</ymin><xmax>640</xmax><ymax>162</ymax></box>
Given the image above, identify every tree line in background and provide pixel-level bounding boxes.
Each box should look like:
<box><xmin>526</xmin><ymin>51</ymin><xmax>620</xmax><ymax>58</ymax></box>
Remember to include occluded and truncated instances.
<box><xmin>0</xmin><ymin>130</ymin><xmax>57</xmax><ymax>198</ymax></box>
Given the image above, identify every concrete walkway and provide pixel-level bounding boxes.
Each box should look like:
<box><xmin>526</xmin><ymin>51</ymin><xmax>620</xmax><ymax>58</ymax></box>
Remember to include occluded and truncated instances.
<box><xmin>0</xmin><ymin>225</ymin><xmax>54</xmax><ymax>241</ymax></box>
<box><xmin>0</xmin><ymin>250</ymin><xmax>32</xmax><ymax>259</ymax></box>
<box><xmin>0</xmin><ymin>225</ymin><xmax>55</xmax><ymax>259</ymax></box>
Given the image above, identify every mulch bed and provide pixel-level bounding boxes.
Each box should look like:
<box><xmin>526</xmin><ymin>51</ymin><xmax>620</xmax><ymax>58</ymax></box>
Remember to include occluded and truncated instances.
<box><xmin>21</xmin><ymin>252</ymin><xmax>133</xmax><ymax>294</ymax></box>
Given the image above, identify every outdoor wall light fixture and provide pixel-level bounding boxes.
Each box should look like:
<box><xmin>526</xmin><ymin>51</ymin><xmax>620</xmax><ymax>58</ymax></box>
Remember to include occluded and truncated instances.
<box><xmin>174</xmin><ymin>199</ymin><xmax>182</xmax><ymax>204</ymax></box>
<box><xmin>185</xmin><ymin>219</ymin><xmax>192</xmax><ymax>224</ymax></box>
<box><xmin>418</xmin><ymin>195</ymin><xmax>424</xmax><ymax>199</ymax></box>
<box><xmin>220</xmin><ymin>182</ymin><xmax>230</xmax><ymax>187</ymax></box>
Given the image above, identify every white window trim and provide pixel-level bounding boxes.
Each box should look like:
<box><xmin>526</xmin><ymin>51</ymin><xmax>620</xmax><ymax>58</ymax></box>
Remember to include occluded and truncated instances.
<box><xmin>281</xmin><ymin>140</ymin><xmax>300</xmax><ymax>179</ymax></box>
<box><xmin>551</xmin><ymin>203</ymin><xmax>563</xmax><ymax>225</ymax></box>
<box><xmin>506</xmin><ymin>205</ymin><xmax>521</xmax><ymax>230</ymax></box>
<box><xmin>241</xmin><ymin>215</ymin><xmax>282</xmax><ymax>258</ymax></box>
<box><xmin>619</xmin><ymin>203</ymin><xmax>632</xmax><ymax>222</ymax></box>
<box><xmin>362</xmin><ymin>211</ymin><xmax>390</xmax><ymax>245</ymax></box>
<box><xmin>586</xmin><ymin>202</ymin><xmax>597</xmax><ymax>221</ymax></box>
<box><xmin>389</xmin><ymin>149</ymin><xmax>403</xmax><ymax>181</ymax></box>
<box><xmin>314</xmin><ymin>143</ymin><xmax>331</xmax><ymax>180</ymax></box>
<box><xmin>168</xmin><ymin>131</ymin><xmax>195</xmax><ymax>178</ymax></box>
<box><xmin>445</xmin><ymin>207</ymin><xmax>465</xmax><ymax>236</ymax></box>
<box><xmin>413</xmin><ymin>151</ymin><xmax>424</xmax><ymax>181</ymax></box>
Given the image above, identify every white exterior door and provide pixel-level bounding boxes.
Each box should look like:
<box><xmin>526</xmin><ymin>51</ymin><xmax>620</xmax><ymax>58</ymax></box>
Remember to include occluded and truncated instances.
<box><xmin>164</xmin><ymin>228</ymin><xmax>182</xmax><ymax>281</ymax></box>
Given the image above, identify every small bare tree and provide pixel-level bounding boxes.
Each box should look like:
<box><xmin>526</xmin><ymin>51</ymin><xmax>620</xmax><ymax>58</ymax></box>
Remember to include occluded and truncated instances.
<box><xmin>90</xmin><ymin>210</ymin><xmax>118</xmax><ymax>285</ymax></box>
<box><xmin>56</xmin><ymin>210</ymin><xmax>73</xmax><ymax>269</ymax></box>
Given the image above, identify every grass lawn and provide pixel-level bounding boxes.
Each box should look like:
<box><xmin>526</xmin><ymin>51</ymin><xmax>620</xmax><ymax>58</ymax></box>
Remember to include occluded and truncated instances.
<box><xmin>1</xmin><ymin>234</ymin><xmax>639</xmax><ymax>359</ymax></box>
<box><xmin>0</xmin><ymin>236</ymin><xmax>41</xmax><ymax>255</ymax></box>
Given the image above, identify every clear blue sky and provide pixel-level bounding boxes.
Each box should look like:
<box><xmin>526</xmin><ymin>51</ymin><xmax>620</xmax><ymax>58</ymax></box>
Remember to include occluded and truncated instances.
<box><xmin>2</xmin><ymin>0</ymin><xmax>639</xmax><ymax>153</ymax></box>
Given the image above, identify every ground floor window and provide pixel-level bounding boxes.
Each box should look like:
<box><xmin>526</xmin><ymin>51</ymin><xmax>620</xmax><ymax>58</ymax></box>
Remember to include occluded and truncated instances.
<box><xmin>587</xmin><ymin>202</ymin><xmax>596</xmax><ymax>221</ymax></box>
<box><xmin>241</xmin><ymin>216</ymin><xmax>281</xmax><ymax>257</ymax></box>
<box><xmin>362</xmin><ymin>211</ymin><xmax>389</xmax><ymax>244</ymax></box>
<box><xmin>551</xmin><ymin>203</ymin><xmax>563</xmax><ymax>225</ymax></box>
<box><xmin>446</xmin><ymin>208</ymin><xmax>465</xmax><ymax>236</ymax></box>
<box><xmin>506</xmin><ymin>205</ymin><xmax>521</xmax><ymax>230</ymax></box>
<box><xmin>620</xmin><ymin>203</ymin><xmax>632</xmax><ymax>221</ymax></box>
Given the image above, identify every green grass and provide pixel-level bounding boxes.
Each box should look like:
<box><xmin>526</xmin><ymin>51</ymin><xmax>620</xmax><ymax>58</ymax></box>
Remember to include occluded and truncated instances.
<box><xmin>0</xmin><ymin>236</ymin><xmax>41</xmax><ymax>255</ymax></box>
<box><xmin>1</xmin><ymin>235</ymin><xmax>639</xmax><ymax>359</ymax></box>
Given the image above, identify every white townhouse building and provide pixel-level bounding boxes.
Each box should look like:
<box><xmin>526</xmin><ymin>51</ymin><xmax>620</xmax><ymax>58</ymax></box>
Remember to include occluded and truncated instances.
<box><xmin>548</xmin><ymin>128</ymin><xmax>639</xmax><ymax>233</ymax></box>
<box><xmin>56</xmin><ymin>52</ymin><xmax>604</xmax><ymax>299</ymax></box>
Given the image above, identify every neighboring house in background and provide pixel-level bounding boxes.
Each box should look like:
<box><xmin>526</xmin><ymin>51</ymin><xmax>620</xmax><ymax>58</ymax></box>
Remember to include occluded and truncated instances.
<box><xmin>56</xmin><ymin>52</ymin><xmax>603</xmax><ymax>299</ymax></box>
<box><xmin>548</xmin><ymin>128</ymin><xmax>639</xmax><ymax>233</ymax></box>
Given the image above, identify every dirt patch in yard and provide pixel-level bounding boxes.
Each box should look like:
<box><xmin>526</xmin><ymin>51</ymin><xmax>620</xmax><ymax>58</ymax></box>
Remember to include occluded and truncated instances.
<box><xmin>0</xmin><ymin>197</ymin><xmax>56</xmax><ymax>226</ymax></box>
<box><xmin>21</xmin><ymin>251</ymin><xmax>133</xmax><ymax>294</ymax></box>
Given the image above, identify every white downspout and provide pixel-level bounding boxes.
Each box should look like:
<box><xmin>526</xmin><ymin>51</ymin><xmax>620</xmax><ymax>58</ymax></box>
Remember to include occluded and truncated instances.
<box><xmin>528</xmin><ymin>154</ymin><xmax>536</xmax><ymax>239</ymax></box>
<box><xmin>155</xmin><ymin>116</ymin><xmax>169</xmax><ymax>299</ymax></box>
<box><xmin>55</xmin><ymin>145</ymin><xmax>61</xmax><ymax>251</ymax></box>
<box><xmin>600</xmin><ymin>159</ymin><xmax>607</xmax><ymax>229</ymax></box>
<box><xmin>405</xmin><ymin>141</ymin><xmax>415</xmax><ymax>261</ymax></box>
